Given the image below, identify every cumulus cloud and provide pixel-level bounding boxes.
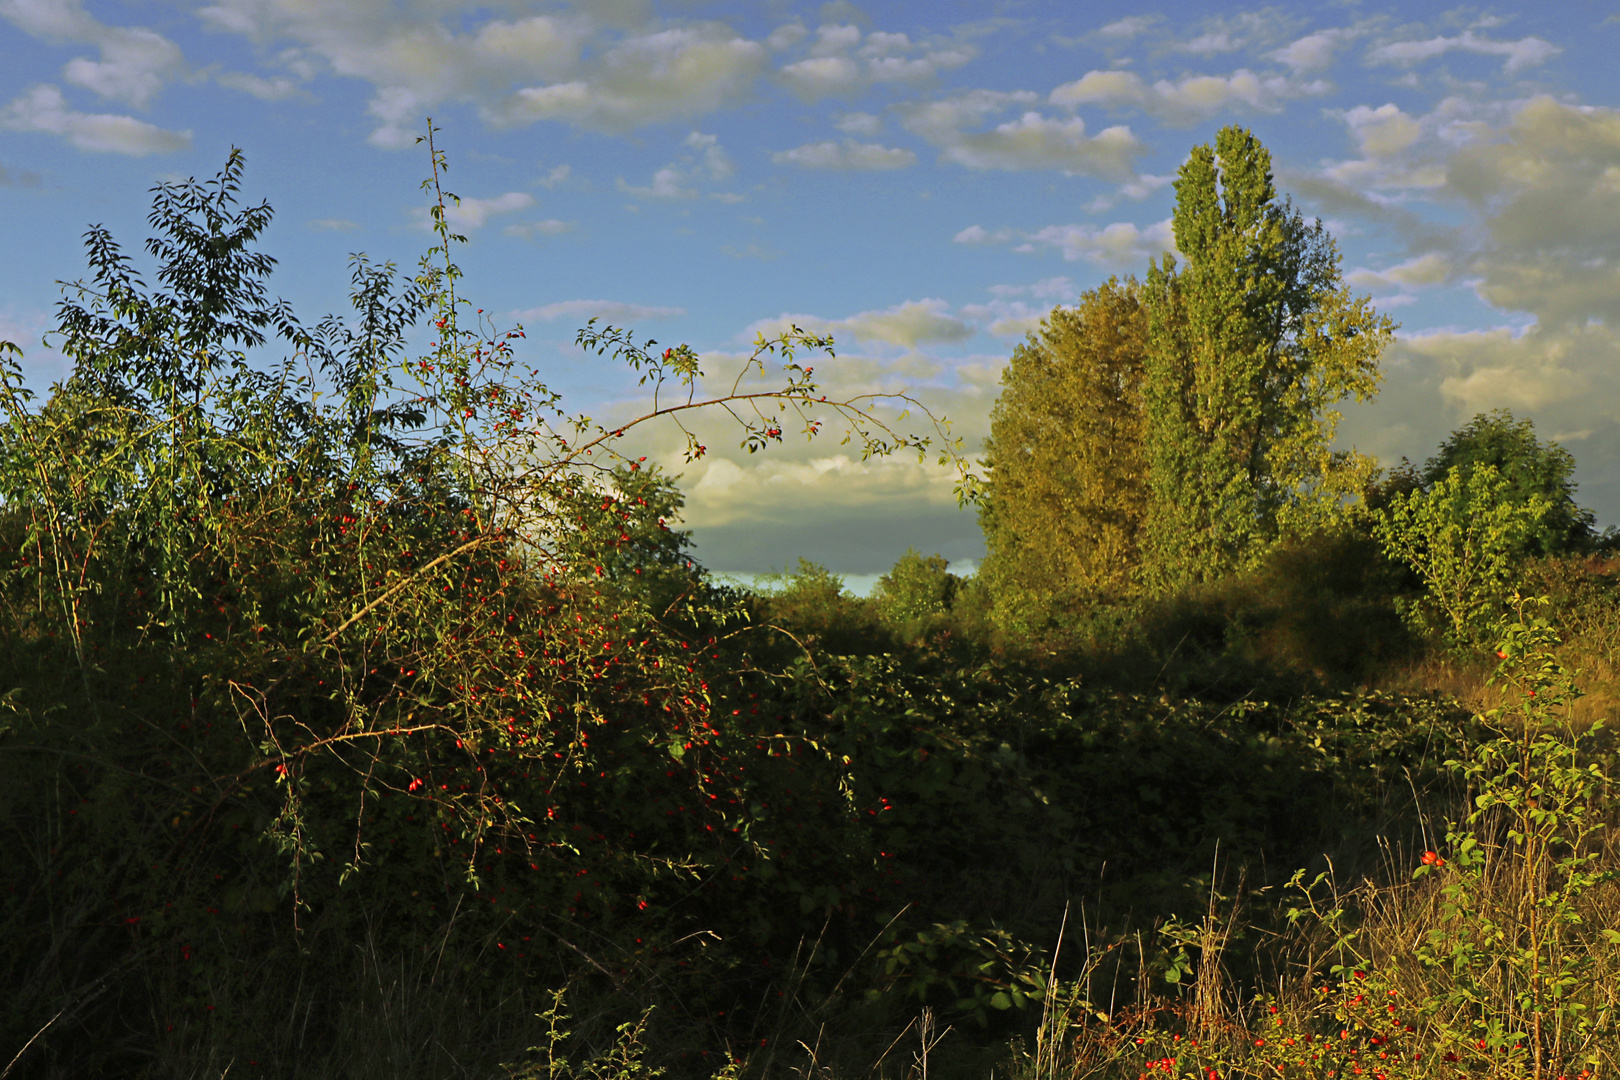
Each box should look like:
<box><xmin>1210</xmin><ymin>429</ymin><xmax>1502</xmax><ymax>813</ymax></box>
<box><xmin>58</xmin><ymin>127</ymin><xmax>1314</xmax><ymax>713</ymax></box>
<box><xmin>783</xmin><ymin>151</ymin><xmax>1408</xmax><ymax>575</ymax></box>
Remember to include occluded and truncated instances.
<box><xmin>1367</xmin><ymin>31</ymin><xmax>1561</xmax><ymax>75</ymax></box>
<box><xmin>953</xmin><ymin>225</ymin><xmax>1014</xmax><ymax>245</ymax></box>
<box><xmin>899</xmin><ymin>91</ymin><xmax>1144</xmax><ymax>177</ymax></box>
<box><xmin>1180</xmin><ymin>31</ymin><xmax>1240</xmax><ymax>55</ymax></box>
<box><xmin>495</xmin><ymin>27</ymin><xmax>766</xmax><ymax>134</ymax></box>
<box><xmin>0</xmin><ymin>83</ymin><xmax>189</xmax><ymax>154</ymax></box>
<box><xmin>1096</xmin><ymin>16</ymin><xmax>1158</xmax><ymax>40</ymax></box>
<box><xmin>504</xmin><ymin>218</ymin><xmax>571</xmax><ymax>239</ymax></box>
<box><xmin>1449</xmin><ymin>96</ymin><xmax>1620</xmax><ymax>329</ymax></box>
<box><xmin>188</xmin><ymin>2</ymin><xmax>769</xmax><ymax>144</ymax></box>
<box><xmin>215</xmin><ymin>71</ymin><xmax>306</xmax><ymax>100</ymax></box>
<box><xmin>990</xmin><ymin>276</ymin><xmax>1076</xmax><ymax>300</ymax></box>
<box><xmin>1049</xmin><ymin>68</ymin><xmax>1324</xmax><ymax>125</ymax></box>
<box><xmin>775</xmin><ymin>21</ymin><xmax>973</xmax><ymax>101</ymax></box>
<box><xmin>619</xmin><ymin>168</ymin><xmax>695</xmax><ymax>200</ymax></box>
<box><xmin>619</xmin><ymin>131</ymin><xmax>736</xmax><ymax>199</ymax></box>
<box><xmin>536</xmin><ymin>164</ymin><xmax>573</xmax><ymax>189</ymax></box>
<box><xmin>1311</xmin><ymin>95</ymin><xmax>1519</xmax><ymax>194</ymax></box>
<box><xmin>772</xmin><ymin>139</ymin><xmax>915</xmax><ymax>169</ymax></box>
<box><xmin>843</xmin><ymin>299</ymin><xmax>973</xmax><ymax>348</ymax></box>
<box><xmin>1272</xmin><ymin>27</ymin><xmax>1360</xmax><ymax>74</ymax></box>
<box><xmin>956</xmin><ymin>218</ymin><xmax>1176</xmax><ymax>266</ymax></box>
<box><xmin>1346</xmin><ymin>253</ymin><xmax>1455</xmax><ymax>294</ymax></box>
<box><xmin>514</xmin><ymin>300</ymin><xmax>686</xmax><ymax>324</ymax></box>
<box><xmin>835</xmin><ymin>111</ymin><xmax>883</xmax><ymax>135</ymax></box>
<box><xmin>1323</xmin><ymin>95</ymin><xmax>1620</xmax><ymax>523</ymax></box>
<box><xmin>780</xmin><ymin>54</ymin><xmax>861</xmax><ymax>98</ymax></box>
<box><xmin>2</xmin><ymin>0</ymin><xmax>185</xmax><ymax>108</ymax></box>
<box><xmin>746</xmin><ymin>299</ymin><xmax>973</xmax><ymax>350</ymax></box>
<box><xmin>1341</xmin><ymin>103</ymin><xmax>1423</xmax><ymax>158</ymax></box>
<box><xmin>436</xmin><ymin>191</ymin><xmax>535</xmax><ymax>229</ymax></box>
<box><xmin>957</xmin><ymin>297</ymin><xmax>1048</xmax><ymax>338</ymax></box>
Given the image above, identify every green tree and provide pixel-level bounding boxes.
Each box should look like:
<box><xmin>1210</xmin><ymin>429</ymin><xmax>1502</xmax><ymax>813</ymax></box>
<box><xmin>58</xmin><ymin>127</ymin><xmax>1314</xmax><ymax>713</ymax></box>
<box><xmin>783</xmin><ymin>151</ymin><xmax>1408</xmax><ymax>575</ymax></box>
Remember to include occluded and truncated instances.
<box><xmin>1141</xmin><ymin>126</ymin><xmax>1393</xmax><ymax>592</ymax></box>
<box><xmin>1421</xmin><ymin>410</ymin><xmax>1596</xmax><ymax>557</ymax></box>
<box><xmin>979</xmin><ymin>277</ymin><xmax>1149</xmax><ymax>637</ymax></box>
<box><xmin>873</xmin><ymin>547</ymin><xmax>959</xmax><ymax>638</ymax></box>
<box><xmin>1373</xmin><ymin>464</ymin><xmax>1551</xmax><ymax>648</ymax></box>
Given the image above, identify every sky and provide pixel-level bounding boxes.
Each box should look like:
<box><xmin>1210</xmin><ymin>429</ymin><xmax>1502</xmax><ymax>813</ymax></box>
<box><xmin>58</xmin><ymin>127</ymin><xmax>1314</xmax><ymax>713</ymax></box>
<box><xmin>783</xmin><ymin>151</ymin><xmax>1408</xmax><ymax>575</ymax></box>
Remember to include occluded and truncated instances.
<box><xmin>3</xmin><ymin>1</ymin><xmax>1620</xmax><ymax>586</ymax></box>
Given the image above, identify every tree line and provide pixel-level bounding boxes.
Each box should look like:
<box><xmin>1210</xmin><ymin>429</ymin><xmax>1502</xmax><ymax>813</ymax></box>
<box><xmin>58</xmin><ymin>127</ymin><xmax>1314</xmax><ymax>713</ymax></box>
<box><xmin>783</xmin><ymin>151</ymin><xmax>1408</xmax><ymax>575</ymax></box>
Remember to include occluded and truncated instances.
<box><xmin>976</xmin><ymin>124</ymin><xmax>1601</xmax><ymax>652</ymax></box>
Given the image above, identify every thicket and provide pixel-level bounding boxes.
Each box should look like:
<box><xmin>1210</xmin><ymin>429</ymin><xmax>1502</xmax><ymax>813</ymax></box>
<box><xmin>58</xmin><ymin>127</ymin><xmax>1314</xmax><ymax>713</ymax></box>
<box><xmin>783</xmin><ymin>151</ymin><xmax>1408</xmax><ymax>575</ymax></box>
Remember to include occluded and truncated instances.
<box><xmin>4</xmin><ymin>125</ymin><xmax>1620</xmax><ymax>1080</ymax></box>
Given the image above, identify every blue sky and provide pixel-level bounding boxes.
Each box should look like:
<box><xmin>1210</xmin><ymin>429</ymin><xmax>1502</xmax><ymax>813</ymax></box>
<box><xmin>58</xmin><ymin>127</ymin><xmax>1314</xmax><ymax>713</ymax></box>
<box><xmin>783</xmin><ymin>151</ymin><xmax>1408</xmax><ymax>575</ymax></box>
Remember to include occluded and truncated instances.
<box><xmin>4</xmin><ymin>1</ymin><xmax>1619</xmax><ymax>583</ymax></box>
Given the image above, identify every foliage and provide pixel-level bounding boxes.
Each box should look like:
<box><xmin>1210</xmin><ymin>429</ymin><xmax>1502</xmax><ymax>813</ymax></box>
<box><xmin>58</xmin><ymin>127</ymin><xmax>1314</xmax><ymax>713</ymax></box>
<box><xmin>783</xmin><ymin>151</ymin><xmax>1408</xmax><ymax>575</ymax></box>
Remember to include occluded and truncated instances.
<box><xmin>0</xmin><ymin>133</ymin><xmax>974</xmax><ymax>1077</ymax></box>
<box><xmin>1119</xmin><ymin>527</ymin><xmax>1414</xmax><ymax>694</ymax></box>
<box><xmin>871</xmin><ymin>549</ymin><xmax>960</xmax><ymax>640</ymax></box>
<box><xmin>1407</xmin><ymin>599</ymin><xmax>1616</xmax><ymax>1074</ymax></box>
<box><xmin>1053</xmin><ymin>601</ymin><xmax>1620</xmax><ymax>1080</ymax></box>
<box><xmin>1140</xmin><ymin>126</ymin><xmax>1393</xmax><ymax>592</ymax></box>
<box><xmin>753</xmin><ymin>557</ymin><xmax>887</xmax><ymax>655</ymax></box>
<box><xmin>979</xmin><ymin>277</ymin><xmax>1150</xmax><ymax>637</ymax></box>
<box><xmin>1374</xmin><ymin>464</ymin><xmax>1551</xmax><ymax>649</ymax></box>
<box><xmin>5</xmin><ymin>123</ymin><xmax>1617</xmax><ymax>1080</ymax></box>
<box><xmin>1421</xmin><ymin>410</ymin><xmax>1597</xmax><ymax>558</ymax></box>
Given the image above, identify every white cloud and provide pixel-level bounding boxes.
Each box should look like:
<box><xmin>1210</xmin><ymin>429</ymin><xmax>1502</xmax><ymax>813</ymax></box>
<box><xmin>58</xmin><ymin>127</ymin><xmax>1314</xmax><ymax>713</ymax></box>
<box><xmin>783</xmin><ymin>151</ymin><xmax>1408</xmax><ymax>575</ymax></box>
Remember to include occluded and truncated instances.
<box><xmin>515</xmin><ymin>300</ymin><xmax>686</xmax><ymax>324</ymax></box>
<box><xmin>835</xmin><ymin>111</ymin><xmax>882</xmax><ymax>135</ymax></box>
<box><xmin>772</xmin><ymin>139</ymin><xmax>915</xmax><ymax>169</ymax></box>
<box><xmin>200</xmin><ymin>5</ymin><xmax>762</xmax><ymax>144</ymax></box>
<box><xmin>497</xmin><ymin>26</ymin><xmax>766</xmax><ymax>133</ymax></box>
<box><xmin>1271</xmin><ymin>28</ymin><xmax>1360</xmax><ymax>74</ymax></box>
<box><xmin>811</xmin><ymin>23</ymin><xmax>862</xmax><ymax>56</ymax></box>
<box><xmin>618</xmin><ymin>168</ymin><xmax>696</xmax><ymax>200</ymax></box>
<box><xmin>958</xmin><ymin>296</ymin><xmax>1050</xmax><ymax>337</ymax></box>
<box><xmin>900</xmin><ymin>92</ymin><xmax>1144</xmax><ymax>177</ymax></box>
<box><xmin>536</xmin><ymin>164</ymin><xmax>572</xmax><ymax>188</ymax></box>
<box><xmin>1320</xmin><ymin>95</ymin><xmax>1620</xmax><ymax>524</ymax></box>
<box><xmin>746</xmin><ymin>298</ymin><xmax>973</xmax><ymax>350</ymax></box>
<box><xmin>1341</xmin><ymin>103</ymin><xmax>1423</xmax><ymax>158</ymax></box>
<box><xmin>1180</xmin><ymin>31</ymin><xmax>1239</xmax><ymax>55</ymax></box>
<box><xmin>1367</xmin><ymin>31</ymin><xmax>1561</xmax><ymax>75</ymax></box>
<box><xmin>1345</xmin><ymin>253</ymin><xmax>1455</xmax><ymax>296</ymax></box>
<box><xmin>619</xmin><ymin>131</ymin><xmax>736</xmax><ymax>199</ymax></box>
<box><xmin>842</xmin><ymin>299</ymin><xmax>973</xmax><ymax>348</ymax></box>
<box><xmin>953</xmin><ymin>225</ymin><xmax>1014</xmax><ymax>245</ymax></box>
<box><xmin>868</xmin><ymin>49</ymin><xmax>974</xmax><ymax>82</ymax></box>
<box><xmin>1097</xmin><ymin>16</ymin><xmax>1158</xmax><ymax>40</ymax></box>
<box><xmin>776</xmin><ymin>22</ymin><xmax>973</xmax><ymax>101</ymax></box>
<box><xmin>432</xmin><ymin>191</ymin><xmax>535</xmax><ymax>229</ymax></box>
<box><xmin>990</xmin><ymin>276</ymin><xmax>1075</xmax><ymax>300</ymax></box>
<box><xmin>958</xmin><ymin>217</ymin><xmax>1176</xmax><ymax>266</ymax></box>
<box><xmin>308</xmin><ymin>218</ymin><xmax>359</xmax><ymax>231</ymax></box>
<box><xmin>765</xmin><ymin>22</ymin><xmax>806</xmax><ymax>51</ymax></box>
<box><xmin>684</xmin><ymin>129</ymin><xmax>734</xmax><ymax>180</ymax></box>
<box><xmin>216</xmin><ymin>71</ymin><xmax>306</xmax><ymax>100</ymax></box>
<box><xmin>1399</xmin><ymin>326</ymin><xmax>1592</xmax><ymax>415</ymax></box>
<box><xmin>2</xmin><ymin>0</ymin><xmax>185</xmax><ymax>108</ymax></box>
<box><xmin>0</xmin><ymin>83</ymin><xmax>189</xmax><ymax>154</ymax></box>
<box><xmin>1049</xmin><ymin>68</ymin><xmax>1323</xmax><ymax>125</ymax></box>
<box><xmin>504</xmin><ymin>218</ymin><xmax>571</xmax><ymax>239</ymax></box>
<box><xmin>780</xmin><ymin>54</ymin><xmax>861</xmax><ymax>99</ymax></box>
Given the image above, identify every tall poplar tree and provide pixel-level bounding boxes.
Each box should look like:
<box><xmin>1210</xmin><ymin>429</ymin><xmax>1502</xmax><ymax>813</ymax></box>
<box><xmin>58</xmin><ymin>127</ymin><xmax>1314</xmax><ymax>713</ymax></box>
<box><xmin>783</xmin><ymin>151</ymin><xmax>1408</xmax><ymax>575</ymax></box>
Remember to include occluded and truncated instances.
<box><xmin>1140</xmin><ymin>126</ymin><xmax>1393</xmax><ymax>591</ymax></box>
<box><xmin>979</xmin><ymin>277</ymin><xmax>1149</xmax><ymax>636</ymax></box>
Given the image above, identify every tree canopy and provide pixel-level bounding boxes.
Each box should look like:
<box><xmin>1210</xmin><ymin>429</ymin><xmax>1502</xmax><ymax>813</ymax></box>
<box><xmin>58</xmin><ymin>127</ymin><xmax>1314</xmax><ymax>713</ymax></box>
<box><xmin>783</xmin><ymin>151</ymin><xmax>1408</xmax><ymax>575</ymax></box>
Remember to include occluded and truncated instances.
<box><xmin>1140</xmin><ymin>126</ymin><xmax>1394</xmax><ymax>591</ymax></box>
<box><xmin>979</xmin><ymin>276</ymin><xmax>1149</xmax><ymax>637</ymax></box>
<box><xmin>980</xmin><ymin>127</ymin><xmax>1393</xmax><ymax>637</ymax></box>
<box><xmin>1420</xmin><ymin>410</ymin><xmax>1597</xmax><ymax>557</ymax></box>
